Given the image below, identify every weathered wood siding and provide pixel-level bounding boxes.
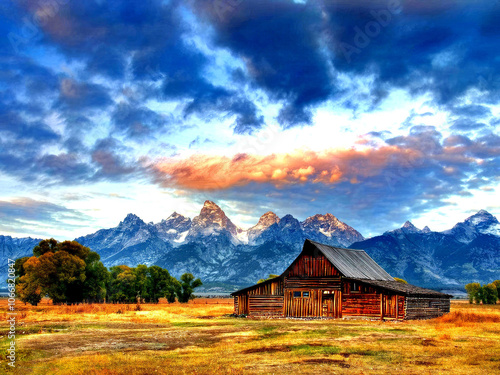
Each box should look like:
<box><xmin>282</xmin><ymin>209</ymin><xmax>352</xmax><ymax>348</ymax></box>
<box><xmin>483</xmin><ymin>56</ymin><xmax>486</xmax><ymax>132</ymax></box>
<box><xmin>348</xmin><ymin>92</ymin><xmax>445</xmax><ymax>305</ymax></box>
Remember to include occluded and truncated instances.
<box><xmin>405</xmin><ymin>297</ymin><xmax>450</xmax><ymax>319</ymax></box>
<box><xmin>284</xmin><ymin>289</ymin><xmax>324</xmax><ymax>317</ymax></box>
<box><xmin>233</xmin><ymin>296</ymin><xmax>238</xmax><ymax>314</ymax></box>
<box><xmin>247</xmin><ymin>279</ymin><xmax>283</xmax><ymax>295</ymax></box>
<box><xmin>342</xmin><ymin>293</ymin><xmax>380</xmax><ymax>317</ymax></box>
<box><xmin>236</xmin><ymin>295</ymin><xmax>248</xmax><ymax>315</ymax></box>
<box><xmin>248</xmin><ymin>296</ymin><xmax>284</xmax><ymax>317</ymax></box>
<box><xmin>288</xmin><ymin>254</ymin><xmax>339</xmax><ymax>277</ymax></box>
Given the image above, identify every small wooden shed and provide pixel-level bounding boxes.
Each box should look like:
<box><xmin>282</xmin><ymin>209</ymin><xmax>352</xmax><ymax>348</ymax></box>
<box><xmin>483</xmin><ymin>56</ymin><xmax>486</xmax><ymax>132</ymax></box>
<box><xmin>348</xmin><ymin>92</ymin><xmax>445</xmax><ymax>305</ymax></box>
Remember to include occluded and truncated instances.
<box><xmin>231</xmin><ymin>239</ymin><xmax>451</xmax><ymax>320</ymax></box>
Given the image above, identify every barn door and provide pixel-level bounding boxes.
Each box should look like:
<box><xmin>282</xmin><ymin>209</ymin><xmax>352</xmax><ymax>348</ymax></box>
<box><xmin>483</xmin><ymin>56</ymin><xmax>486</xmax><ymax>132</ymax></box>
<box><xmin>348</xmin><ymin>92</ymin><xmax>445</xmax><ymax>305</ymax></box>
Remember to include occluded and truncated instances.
<box><xmin>322</xmin><ymin>291</ymin><xmax>341</xmax><ymax>318</ymax></box>
<box><xmin>238</xmin><ymin>295</ymin><xmax>248</xmax><ymax>315</ymax></box>
<box><xmin>383</xmin><ymin>295</ymin><xmax>396</xmax><ymax>318</ymax></box>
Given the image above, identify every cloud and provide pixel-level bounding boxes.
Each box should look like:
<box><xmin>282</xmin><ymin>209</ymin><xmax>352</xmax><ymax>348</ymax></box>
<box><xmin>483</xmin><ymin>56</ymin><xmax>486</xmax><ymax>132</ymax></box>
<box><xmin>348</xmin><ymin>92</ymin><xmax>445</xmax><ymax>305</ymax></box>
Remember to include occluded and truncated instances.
<box><xmin>145</xmin><ymin>127</ymin><xmax>499</xmax><ymax>233</ymax></box>
<box><xmin>191</xmin><ymin>0</ymin><xmax>333</xmax><ymax>128</ymax></box>
<box><xmin>112</xmin><ymin>102</ymin><xmax>171</xmax><ymax>137</ymax></box>
<box><xmin>0</xmin><ymin>197</ymin><xmax>91</xmax><ymax>236</ymax></box>
<box><xmin>147</xmin><ymin>145</ymin><xmax>422</xmax><ymax>190</ymax></box>
<box><xmin>91</xmin><ymin>137</ymin><xmax>137</xmax><ymax>179</ymax></box>
<box><xmin>57</xmin><ymin>78</ymin><xmax>112</xmax><ymax>110</ymax></box>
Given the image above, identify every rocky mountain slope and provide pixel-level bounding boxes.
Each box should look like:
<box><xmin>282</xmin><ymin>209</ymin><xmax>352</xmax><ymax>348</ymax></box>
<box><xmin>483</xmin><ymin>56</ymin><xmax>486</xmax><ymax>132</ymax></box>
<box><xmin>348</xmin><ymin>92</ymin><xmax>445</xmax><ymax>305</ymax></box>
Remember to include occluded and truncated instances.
<box><xmin>1</xmin><ymin>203</ymin><xmax>499</xmax><ymax>291</ymax></box>
<box><xmin>350</xmin><ymin>210</ymin><xmax>500</xmax><ymax>289</ymax></box>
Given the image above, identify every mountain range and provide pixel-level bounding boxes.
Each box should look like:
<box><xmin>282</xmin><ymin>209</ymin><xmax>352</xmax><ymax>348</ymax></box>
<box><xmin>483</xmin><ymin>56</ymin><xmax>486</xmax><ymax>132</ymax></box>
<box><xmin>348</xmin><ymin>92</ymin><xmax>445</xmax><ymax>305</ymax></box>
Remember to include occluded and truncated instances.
<box><xmin>1</xmin><ymin>201</ymin><xmax>499</xmax><ymax>293</ymax></box>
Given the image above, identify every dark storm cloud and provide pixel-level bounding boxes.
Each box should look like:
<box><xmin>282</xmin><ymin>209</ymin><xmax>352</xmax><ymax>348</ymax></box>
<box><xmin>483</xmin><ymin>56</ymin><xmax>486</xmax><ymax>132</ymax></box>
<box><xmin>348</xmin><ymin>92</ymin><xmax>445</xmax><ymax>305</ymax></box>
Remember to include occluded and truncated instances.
<box><xmin>191</xmin><ymin>0</ymin><xmax>333</xmax><ymax>128</ymax></box>
<box><xmin>190</xmin><ymin>0</ymin><xmax>500</xmax><ymax>123</ymax></box>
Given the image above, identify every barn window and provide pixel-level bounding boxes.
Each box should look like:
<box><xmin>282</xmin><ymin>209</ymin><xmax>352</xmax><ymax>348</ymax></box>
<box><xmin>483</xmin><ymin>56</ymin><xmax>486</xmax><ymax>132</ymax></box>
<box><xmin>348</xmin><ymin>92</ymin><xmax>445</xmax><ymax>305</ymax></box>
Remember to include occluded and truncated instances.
<box><xmin>350</xmin><ymin>282</ymin><xmax>360</xmax><ymax>293</ymax></box>
<box><xmin>293</xmin><ymin>291</ymin><xmax>301</xmax><ymax>298</ymax></box>
<box><xmin>302</xmin><ymin>291</ymin><xmax>310</xmax><ymax>298</ymax></box>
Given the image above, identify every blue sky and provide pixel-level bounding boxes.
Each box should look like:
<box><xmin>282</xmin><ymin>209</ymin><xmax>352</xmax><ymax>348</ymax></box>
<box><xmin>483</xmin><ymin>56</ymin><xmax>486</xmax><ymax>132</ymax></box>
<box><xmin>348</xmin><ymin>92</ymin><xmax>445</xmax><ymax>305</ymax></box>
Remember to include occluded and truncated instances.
<box><xmin>0</xmin><ymin>0</ymin><xmax>499</xmax><ymax>240</ymax></box>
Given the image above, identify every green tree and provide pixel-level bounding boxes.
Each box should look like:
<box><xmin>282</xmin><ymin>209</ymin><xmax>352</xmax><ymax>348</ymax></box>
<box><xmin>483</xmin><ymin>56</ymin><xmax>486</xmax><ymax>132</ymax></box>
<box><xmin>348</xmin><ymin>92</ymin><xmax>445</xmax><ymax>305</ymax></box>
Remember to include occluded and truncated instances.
<box><xmin>165</xmin><ymin>277</ymin><xmax>180</xmax><ymax>303</ymax></box>
<box><xmin>147</xmin><ymin>266</ymin><xmax>172</xmax><ymax>303</ymax></box>
<box><xmin>175</xmin><ymin>273</ymin><xmax>202</xmax><ymax>303</ymax></box>
<box><xmin>492</xmin><ymin>280</ymin><xmax>500</xmax><ymax>299</ymax></box>
<box><xmin>107</xmin><ymin>265</ymin><xmax>137</xmax><ymax>303</ymax></box>
<box><xmin>465</xmin><ymin>282</ymin><xmax>481</xmax><ymax>304</ymax></box>
<box><xmin>134</xmin><ymin>265</ymin><xmax>149</xmax><ymax>303</ymax></box>
<box><xmin>481</xmin><ymin>284</ymin><xmax>498</xmax><ymax>304</ymax></box>
<box><xmin>83</xmin><ymin>252</ymin><xmax>109</xmax><ymax>303</ymax></box>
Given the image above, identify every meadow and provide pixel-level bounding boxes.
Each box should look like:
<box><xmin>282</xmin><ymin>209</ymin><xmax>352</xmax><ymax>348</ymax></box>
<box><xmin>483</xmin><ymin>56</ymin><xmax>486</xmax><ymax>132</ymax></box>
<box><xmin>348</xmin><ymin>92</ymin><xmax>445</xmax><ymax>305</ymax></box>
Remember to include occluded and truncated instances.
<box><xmin>1</xmin><ymin>298</ymin><xmax>499</xmax><ymax>374</ymax></box>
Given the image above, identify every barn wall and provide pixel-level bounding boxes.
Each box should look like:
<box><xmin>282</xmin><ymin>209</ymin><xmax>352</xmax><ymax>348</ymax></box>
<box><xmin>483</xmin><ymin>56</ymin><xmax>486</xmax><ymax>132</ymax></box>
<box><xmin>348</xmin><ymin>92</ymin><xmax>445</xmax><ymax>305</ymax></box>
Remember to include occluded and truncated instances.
<box><xmin>233</xmin><ymin>296</ymin><xmax>238</xmax><ymax>314</ymax></box>
<box><xmin>405</xmin><ymin>297</ymin><xmax>450</xmax><ymax>319</ymax></box>
<box><xmin>284</xmin><ymin>289</ymin><xmax>323</xmax><ymax>317</ymax></box>
<box><xmin>342</xmin><ymin>293</ymin><xmax>380</xmax><ymax>317</ymax></box>
<box><xmin>288</xmin><ymin>254</ymin><xmax>339</xmax><ymax>277</ymax></box>
<box><xmin>247</xmin><ymin>279</ymin><xmax>283</xmax><ymax>295</ymax></box>
<box><xmin>248</xmin><ymin>296</ymin><xmax>284</xmax><ymax>317</ymax></box>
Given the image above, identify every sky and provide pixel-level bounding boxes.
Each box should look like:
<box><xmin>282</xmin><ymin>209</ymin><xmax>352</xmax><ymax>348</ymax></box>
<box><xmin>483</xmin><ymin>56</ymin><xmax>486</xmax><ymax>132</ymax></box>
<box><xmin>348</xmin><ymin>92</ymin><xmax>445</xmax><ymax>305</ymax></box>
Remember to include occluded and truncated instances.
<box><xmin>0</xmin><ymin>0</ymin><xmax>499</xmax><ymax>240</ymax></box>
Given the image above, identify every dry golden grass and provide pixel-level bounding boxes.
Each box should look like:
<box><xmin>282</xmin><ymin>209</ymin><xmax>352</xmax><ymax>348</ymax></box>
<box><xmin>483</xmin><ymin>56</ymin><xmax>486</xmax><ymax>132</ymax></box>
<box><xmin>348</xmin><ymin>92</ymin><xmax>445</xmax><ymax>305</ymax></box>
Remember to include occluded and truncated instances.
<box><xmin>1</xmin><ymin>298</ymin><xmax>499</xmax><ymax>374</ymax></box>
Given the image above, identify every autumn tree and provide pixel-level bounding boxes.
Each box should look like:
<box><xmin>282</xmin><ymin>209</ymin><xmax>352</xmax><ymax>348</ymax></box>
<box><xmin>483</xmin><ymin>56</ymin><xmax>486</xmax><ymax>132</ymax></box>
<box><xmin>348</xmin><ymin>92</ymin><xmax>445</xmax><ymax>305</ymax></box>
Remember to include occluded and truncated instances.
<box><xmin>15</xmin><ymin>239</ymin><xmax>106</xmax><ymax>305</ymax></box>
<box><xmin>175</xmin><ymin>273</ymin><xmax>202</xmax><ymax>303</ymax></box>
<box><xmin>14</xmin><ymin>256</ymin><xmax>42</xmax><ymax>306</ymax></box>
<box><xmin>257</xmin><ymin>274</ymin><xmax>280</xmax><ymax>283</ymax></box>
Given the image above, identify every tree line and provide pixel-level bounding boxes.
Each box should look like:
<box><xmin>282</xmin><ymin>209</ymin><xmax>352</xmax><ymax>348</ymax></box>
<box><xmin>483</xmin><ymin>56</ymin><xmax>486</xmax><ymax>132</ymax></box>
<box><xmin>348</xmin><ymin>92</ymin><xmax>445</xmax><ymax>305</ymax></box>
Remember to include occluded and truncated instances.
<box><xmin>465</xmin><ymin>281</ymin><xmax>500</xmax><ymax>305</ymax></box>
<box><xmin>13</xmin><ymin>239</ymin><xmax>202</xmax><ymax>306</ymax></box>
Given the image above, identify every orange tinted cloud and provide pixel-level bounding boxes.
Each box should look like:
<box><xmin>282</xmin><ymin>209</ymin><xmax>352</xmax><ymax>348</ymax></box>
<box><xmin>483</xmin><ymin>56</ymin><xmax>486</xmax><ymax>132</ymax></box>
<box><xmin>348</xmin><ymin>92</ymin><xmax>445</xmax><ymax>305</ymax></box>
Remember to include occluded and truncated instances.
<box><xmin>147</xmin><ymin>146</ymin><xmax>423</xmax><ymax>190</ymax></box>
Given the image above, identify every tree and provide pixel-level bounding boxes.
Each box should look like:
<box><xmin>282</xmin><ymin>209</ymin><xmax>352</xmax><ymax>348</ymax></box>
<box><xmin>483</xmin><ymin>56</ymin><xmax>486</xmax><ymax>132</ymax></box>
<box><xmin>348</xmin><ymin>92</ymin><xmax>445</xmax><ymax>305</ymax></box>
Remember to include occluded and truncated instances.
<box><xmin>147</xmin><ymin>266</ymin><xmax>172</xmax><ymax>303</ymax></box>
<box><xmin>165</xmin><ymin>277</ymin><xmax>180</xmax><ymax>303</ymax></box>
<box><xmin>15</xmin><ymin>256</ymin><xmax>42</xmax><ymax>306</ymax></box>
<box><xmin>107</xmin><ymin>265</ymin><xmax>136</xmax><ymax>303</ymax></box>
<box><xmin>15</xmin><ymin>239</ymin><xmax>106</xmax><ymax>305</ymax></box>
<box><xmin>175</xmin><ymin>273</ymin><xmax>202</xmax><ymax>303</ymax></box>
<box><xmin>257</xmin><ymin>274</ymin><xmax>280</xmax><ymax>284</ymax></box>
<box><xmin>481</xmin><ymin>284</ymin><xmax>498</xmax><ymax>305</ymax></box>
<box><xmin>394</xmin><ymin>277</ymin><xmax>408</xmax><ymax>284</ymax></box>
<box><xmin>465</xmin><ymin>282</ymin><xmax>481</xmax><ymax>304</ymax></box>
<box><xmin>134</xmin><ymin>265</ymin><xmax>149</xmax><ymax>303</ymax></box>
<box><xmin>83</xmin><ymin>252</ymin><xmax>109</xmax><ymax>303</ymax></box>
<box><xmin>492</xmin><ymin>280</ymin><xmax>500</xmax><ymax>299</ymax></box>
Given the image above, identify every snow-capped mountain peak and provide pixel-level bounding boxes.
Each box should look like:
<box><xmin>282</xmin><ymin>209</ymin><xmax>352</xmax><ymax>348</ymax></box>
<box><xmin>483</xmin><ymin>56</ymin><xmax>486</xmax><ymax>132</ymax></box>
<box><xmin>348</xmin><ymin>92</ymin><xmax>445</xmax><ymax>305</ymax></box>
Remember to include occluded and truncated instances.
<box><xmin>120</xmin><ymin>213</ymin><xmax>146</xmax><ymax>227</ymax></box>
<box><xmin>445</xmin><ymin>210</ymin><xmax>500</xmax><ymax>242</ymax></box>
<box><xmin>187</xmin><ymin>200</ymin><xmax>240</xmax><ymax>239</ymax></box>
<box><xmin>301</xmin><ymin>213</ymin><xmax>364</xmax><ymax>247</ymax></box>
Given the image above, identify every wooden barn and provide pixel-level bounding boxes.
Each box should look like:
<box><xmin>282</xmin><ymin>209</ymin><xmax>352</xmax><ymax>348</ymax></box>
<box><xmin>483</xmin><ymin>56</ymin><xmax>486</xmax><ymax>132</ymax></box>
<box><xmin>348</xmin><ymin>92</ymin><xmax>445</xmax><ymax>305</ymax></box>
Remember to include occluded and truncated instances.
<box><xmin>231</xmin><ymin>239</ymin><xmax>451</xmax><ymax>320</ymax></box>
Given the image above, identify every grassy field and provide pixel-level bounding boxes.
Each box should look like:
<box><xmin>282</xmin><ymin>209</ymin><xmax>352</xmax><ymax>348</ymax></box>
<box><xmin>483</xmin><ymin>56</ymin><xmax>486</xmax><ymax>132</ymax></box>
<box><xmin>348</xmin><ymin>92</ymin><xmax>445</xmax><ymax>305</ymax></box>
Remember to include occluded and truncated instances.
<box><xmin>1</xmin><ymin>299</ymin><xmax>500</xmax><ymax>374</ymax></box>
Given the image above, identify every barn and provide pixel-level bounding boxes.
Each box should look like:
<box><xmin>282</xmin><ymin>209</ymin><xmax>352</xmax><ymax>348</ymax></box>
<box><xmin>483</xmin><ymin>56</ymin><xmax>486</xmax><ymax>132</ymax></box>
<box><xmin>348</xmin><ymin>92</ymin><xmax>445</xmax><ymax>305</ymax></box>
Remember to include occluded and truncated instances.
<box><xmin>231</xmin><ymin>239</ymin><xmax>451</xmax><ymax>320</ymax></box>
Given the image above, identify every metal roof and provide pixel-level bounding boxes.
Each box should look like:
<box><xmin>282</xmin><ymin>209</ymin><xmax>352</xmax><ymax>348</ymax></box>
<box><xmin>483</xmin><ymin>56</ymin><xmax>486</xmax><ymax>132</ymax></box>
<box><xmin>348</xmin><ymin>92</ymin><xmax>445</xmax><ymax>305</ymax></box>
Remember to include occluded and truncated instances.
<box><xmin>354</xmin><ymin>279</ymin><xmax>452</xmax><ymax>297</ymax></box>
<box><xmin>307</xmin><ymin>240</ymin><xmax>394</xmax><ymax>281</ymax></box>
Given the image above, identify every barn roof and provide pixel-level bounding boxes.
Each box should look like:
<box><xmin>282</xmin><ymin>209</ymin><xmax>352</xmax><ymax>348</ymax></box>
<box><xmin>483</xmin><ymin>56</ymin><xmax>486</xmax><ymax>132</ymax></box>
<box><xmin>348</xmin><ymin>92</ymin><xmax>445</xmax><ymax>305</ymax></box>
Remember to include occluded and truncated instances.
<box><xmin>306</xmin><ymin>240</ymin><xmax>394</xmax><ymax>281</ymax></box>
<box><xmin>353</xmin><ymin>279</ymin><xmax>452</xmax><ymax>298</ymax></box>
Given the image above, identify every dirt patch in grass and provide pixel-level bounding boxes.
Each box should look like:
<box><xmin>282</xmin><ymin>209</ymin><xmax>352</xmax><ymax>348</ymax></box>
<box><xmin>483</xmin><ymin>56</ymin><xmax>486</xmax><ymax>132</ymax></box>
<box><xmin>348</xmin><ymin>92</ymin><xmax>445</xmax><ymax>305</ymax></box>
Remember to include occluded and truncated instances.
<box><xmin>412</xmin><ymin>360</ymin><xmax>436</xmax><ymax>366</ymax></box>
<box><xmin>243</xmin><ymin>345</ymin><xmax>291</xmax><ymax>353</ymax></box>
<box><xmin>297</xmin><ymin>358</ymin><xmax>351</xmax><ymax>367</ymax></box>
